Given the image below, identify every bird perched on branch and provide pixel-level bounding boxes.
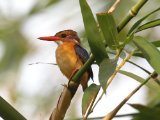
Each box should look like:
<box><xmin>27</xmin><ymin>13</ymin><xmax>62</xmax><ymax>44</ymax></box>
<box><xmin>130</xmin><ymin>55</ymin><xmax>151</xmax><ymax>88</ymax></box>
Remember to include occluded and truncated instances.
<box><xmin>38</xmin><ymin>30</ymin><xmax>93</xmax><ymax>91</ymax></box>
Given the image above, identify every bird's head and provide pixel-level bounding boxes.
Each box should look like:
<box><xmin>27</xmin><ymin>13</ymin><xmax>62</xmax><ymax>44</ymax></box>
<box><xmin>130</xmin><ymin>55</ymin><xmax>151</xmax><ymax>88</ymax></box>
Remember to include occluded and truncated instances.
<box><xmin>38</xmin><ymin>30</ymin><xmax>80</xmax><ymax>44</ymax></box>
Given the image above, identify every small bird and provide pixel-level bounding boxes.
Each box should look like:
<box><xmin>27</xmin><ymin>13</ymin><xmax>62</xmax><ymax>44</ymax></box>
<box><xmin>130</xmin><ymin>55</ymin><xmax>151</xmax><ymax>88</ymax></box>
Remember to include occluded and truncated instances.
<box><xmin>38</xmin><ymin>30</ymin><xmax>93</xmax><ymax>91</ymax></box>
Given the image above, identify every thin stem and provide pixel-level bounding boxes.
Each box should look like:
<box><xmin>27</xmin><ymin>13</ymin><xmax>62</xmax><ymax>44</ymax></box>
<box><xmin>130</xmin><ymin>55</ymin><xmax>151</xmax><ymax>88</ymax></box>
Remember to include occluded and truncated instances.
<box><xmin>103</xmin><ymin>72</ymin><xmax>154</xmax><ymax>120</ymax></box>
<box><xmin>28</xmin><ymin>62</ymin><xmax>57</xmax><ymax>65</ymax></box>
<box><xmin>66</xmin><ymin>113</ymin><xmax>138</xmax><ymax>120</ymax></box>
<box><xmin>107</xmin><ymin>49</ymin><xmax>136</xmax><ymax>87</ymax></box>
<box><xmin>117</xmin><ymin>0</ymin><xmax>148</xmax><ymax>32</ymax></box>
<box><xmin>127</xmin><ymin>60</ymin><xmax>151</xmax><ymax>74</ymax></box>
<box><xmin>0</xmin><ymin>96</ymin><xmax>26</xmax><ymax>120</ymax></box>
<box><xmin>108</xmin><ymin>0</ymin><xmax>121</xmax><ymax>13</ymax></box>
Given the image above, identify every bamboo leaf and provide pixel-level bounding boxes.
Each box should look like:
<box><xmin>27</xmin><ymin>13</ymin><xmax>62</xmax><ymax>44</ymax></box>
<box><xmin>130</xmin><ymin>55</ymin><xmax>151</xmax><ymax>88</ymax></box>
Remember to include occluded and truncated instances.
<box><xmin>136</xmin><ymin>19</ymin><xmax>160</xmax><ymax>32</ymax></box>
<box><xmin>133</xmin><ymin>36</ymin><xmax>160</xmax><ymax>74</ymax></box>
<box><xmin>152</xmin><ymin>40</ymin><xmax>160</xmax><ymax>47</ymax></box>
<box><xmin>0</xmin><ymin>96</ymin><xmax>26</xmax><ymax>120</ymax></box>
<box><xmin>119</xmin><ymin>70</ymin><xmax>160</xmax><ymax>92</ymax></box>
<box><xmin>129</xmin><ymin>104</ymin><xmax>160</xmax><ymax>120</ymax></box>
<box><xmin>79</xmin><ymin>0</ymin><xmax>108</xmax><ymax>64</ymax></box>
<box><xmin>82</xmin><ymin>84</ymin><xmax>100</xmax><ymax>116</ymax></box>
<box><xmin>99</xmin><ymin>58</ymin><xmax>117</xmax><ymax>92</ymax></box>
<box><xmin>128</xmin><ymin>7</ymin><xmax>160</xmax><ymax>35</ymax></box>
<box><xmin>133</xmin><ymin>40</ymin><xmax>160</xmax><ymax>58</ymax></box>
<box><xmin>133</xmin><ymin>52</ymin><xmax>144</xmax><ymax>58</ymax></box>
<box><xmin>96</xmin><ymin>13</ymin><xmax>119</xmax><ymax>49</ymax></box>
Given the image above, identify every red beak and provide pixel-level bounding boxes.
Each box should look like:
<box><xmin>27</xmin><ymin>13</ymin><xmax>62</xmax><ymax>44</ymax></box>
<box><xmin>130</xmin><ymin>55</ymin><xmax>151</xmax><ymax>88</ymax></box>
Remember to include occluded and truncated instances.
<box><xmin>38</xmin><ymin>36</ymin><xmax>60</xmax><ymax>41</ymax></box>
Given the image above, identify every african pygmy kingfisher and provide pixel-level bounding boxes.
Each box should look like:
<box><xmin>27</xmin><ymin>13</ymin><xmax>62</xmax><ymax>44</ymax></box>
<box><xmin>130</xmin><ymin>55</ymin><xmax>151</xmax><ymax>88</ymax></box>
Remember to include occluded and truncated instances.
<box><xmin>38</xmin><ymin>30</ymin><xmax>93</xmax><ymax>91</ymax></box>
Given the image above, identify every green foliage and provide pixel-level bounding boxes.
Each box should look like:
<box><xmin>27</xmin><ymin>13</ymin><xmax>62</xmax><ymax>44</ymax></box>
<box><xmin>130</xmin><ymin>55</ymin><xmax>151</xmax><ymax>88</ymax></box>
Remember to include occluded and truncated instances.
<box><xmin>99</xmin><ymin>58</ymin><xmax>117</xmax><ymax>92</ymax></box>
<box><xmin>136</xmin><ymin>19</ymin><xmax>160</xmax><ymax>32</ymax></box>
<box><xmin>96</xmin><ymin>13</ymin><xmax>119</xmax><ymax>49</ymax></box>
<box><xmin>79</xmin><ymin>1</ymin><xmax>160</xmax><ymax>119</ymax></box>
<box><xmin>128</xmin><ymin>7</ymin><xmax>160</xmax><ymax>35</ymax></box>
<box><xmin>129</xmin><ymin>104</ymin><xmax>160</xmax><ymax>120</ymax></box>
<box><xmin>133</xmin><ymin>36</ymin><xmax>160</xmax><ymax>74</ymax></box>
<box><xmin>152</xmin><ymin>40</ymin><xmax>160</xmax><ymax>47</ymax></box>
<box><xmin>133</xmin><ymin>40</ymin><xmax>160</xmax><ymax>58</ymax></box>
<box><xmin>79</xmin><ymin>0</ymin><xmax>108</xmax><ymax>64</ymax></box>
<box><xmin>0</xmin><ymin>96</ymin><xmax>26</xmax><ymax>120</ymax></box>
<box><xmin>82</xmin><ymin>84</ymin><xmax>100</xmax><ymax>116</ymax></box>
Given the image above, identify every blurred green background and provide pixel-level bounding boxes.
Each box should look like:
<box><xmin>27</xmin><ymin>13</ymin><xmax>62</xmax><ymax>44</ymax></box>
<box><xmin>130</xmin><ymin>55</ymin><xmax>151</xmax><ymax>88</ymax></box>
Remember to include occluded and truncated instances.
<box><xmin>0</xmin><ymin>0</ymin><xmax>160</xmax><ymax>120</ymax></box>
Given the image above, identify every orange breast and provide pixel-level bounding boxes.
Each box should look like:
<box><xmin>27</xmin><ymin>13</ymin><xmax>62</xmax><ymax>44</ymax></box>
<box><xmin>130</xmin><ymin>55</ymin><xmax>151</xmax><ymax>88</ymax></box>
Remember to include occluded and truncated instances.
<box><xmin>56</xmin><ymin>42</ymin><xmax>82</xmax><ymax>78</ymax></box>
<box><xmin>56</xmin><ymin>42</ymin><xmax>89</xmax><ymax>91</ymax></box>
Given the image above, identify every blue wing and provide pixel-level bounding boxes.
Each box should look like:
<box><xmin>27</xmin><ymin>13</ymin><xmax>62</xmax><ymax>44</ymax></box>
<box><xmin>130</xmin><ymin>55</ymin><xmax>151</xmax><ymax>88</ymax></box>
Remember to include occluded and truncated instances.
<box><xmin>74</xmin><ymin>44</ymin><xmax>93</xmax><ymax>80</ymax></box>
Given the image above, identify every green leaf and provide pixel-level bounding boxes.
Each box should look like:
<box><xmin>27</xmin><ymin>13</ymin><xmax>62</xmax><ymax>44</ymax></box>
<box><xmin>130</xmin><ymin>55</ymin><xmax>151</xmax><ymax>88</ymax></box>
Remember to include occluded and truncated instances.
<box><xmin>133</xmin><ymin>36</ymin><xmax>160</xmax><ymax>74</ymax></box>
<box><xmin>129</xmin><ymin>104</ymin><xmax>160</xmax><ymax>120</ymax></box>
<box><xmin>133</xmin><ymin>40</ymin><xmax>160</xmax><ymax>58</ymax></box>
<box><xmin>133</xmin><ymin>52</ymin><xmax>144</xmax><ymax>58</ymax></box>
<box><xmin>152</xmin><ymin>40</ymin><xmax>160</xmax><ymax>47</ymax></box>
<box><xmin>136</xmin><ymin>19</ymin><xmax>160</xmax><ymax>32</ymax></box>
<box><xmin>79</xmin><ymin>0</ymin><xmax>108</xmax><ymax>64</ymax></box>
<box><xmin>96</xmin><ymin>13</ymin><xmax>119</xmax><ymax>49</ymax></box>
<box><xmin>82</xmin><ymin>84</ymin><xmax>100</xmax><ymax>116</ymax></box>
<box><xmin>99</xmin><ymin>58</ymin><xmax>117</xmax><ymax>92</ymax></box>
<box><xmin>0</xmin><ymin>96</ymin><xmax>27</xmax><ymax>120</ymax></box>
<box><xmin>119</xmin><ymin>70</ymin><xmax>160</xmax><ymax>92</ymax></box>
<box><xmin>128</xmin><ymin>7</ymin><xmax>160</xmax><ymax>35</ymax></box>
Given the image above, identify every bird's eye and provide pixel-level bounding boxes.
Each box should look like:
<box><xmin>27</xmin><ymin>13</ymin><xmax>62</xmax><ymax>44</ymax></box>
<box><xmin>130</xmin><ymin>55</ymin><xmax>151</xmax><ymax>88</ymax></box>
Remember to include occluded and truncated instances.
<box><xmin>61</xmin><ymin>34</ymin><xmax>67</xmax><ymax>38</ymax></box>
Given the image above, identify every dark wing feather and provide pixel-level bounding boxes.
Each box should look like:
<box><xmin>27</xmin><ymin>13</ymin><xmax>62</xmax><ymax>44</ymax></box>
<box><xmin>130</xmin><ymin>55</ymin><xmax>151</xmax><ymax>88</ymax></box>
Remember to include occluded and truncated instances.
<box><xmin>74</xmin><ymin>44</ymin><xmax>93</xmax><ymax>80</ymax></box>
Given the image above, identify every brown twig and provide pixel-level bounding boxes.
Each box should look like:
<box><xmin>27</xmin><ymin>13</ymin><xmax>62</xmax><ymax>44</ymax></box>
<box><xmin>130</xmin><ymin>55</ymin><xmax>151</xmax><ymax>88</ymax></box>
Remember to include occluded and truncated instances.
<box><xmin>108</xmin><ymin>0</ymin><xmax>121</xmax><ymax>13</ymax></box>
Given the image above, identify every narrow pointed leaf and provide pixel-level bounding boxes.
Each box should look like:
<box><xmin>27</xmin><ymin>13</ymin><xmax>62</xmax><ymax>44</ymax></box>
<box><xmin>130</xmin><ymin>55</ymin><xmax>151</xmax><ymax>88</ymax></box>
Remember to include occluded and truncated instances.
<box><xmin>82</xmin><ymin>84</ymin><xmax>100</xmax><ymax>116</ymax></box>
<box><xmin>119</xmin><ymin>70</ymin><xmax>160</xmax><ymax>92</ymax></box>
<box><xmin>133</xmin><ymin>40</ymin><xmax>160</xmax><ymax>58</ymax></box>
<box><xmin>133</xmin><ymin>52</ymin><xmax>144</xmax><ymax>58</ymax></box>
<box><xmin>129</xmin><ymin>104</ymin><xmax>149</xmax><ymax>112</ymax></box>
<box><xmin>79</xmin><ymin>0</ymin><xmax>108</xmax><ymax>64</ymax></box>
<box><xmin>96</xmin><ymin>13</ymin><xmax>119</xmax><ymax>49</ymax></box>
<box><xmin>0</xmin><ymin>96</ymin><xmax>26</xmax><ymax>120</ymax></box>
<box><xmin>128</xmin><ymin>7</ymin><xmax>160</xmax><ymax>35</ymax></box>
<box><xmin>152</xmin><ymin>40</ymin><xmax>160</xmax><ymax>47</ymax></box>
<box><xmin>136</xmin><ymin>19</ymin><xmax>160</xmax><ymax>32</ymax></box>
<box><xmin>129</xmin><ymin>104</ymin><xmax>160</xmax><ymax>120</ymax></box>
<box><xmin>99</xmin><ymin>58</ymin><xmax>117</xmax><ymax>92</ymax></box>
<box><xmin>133</xmin><ymin>36</ymin><xmax>160</xmax><ymax>74</ymax></box>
